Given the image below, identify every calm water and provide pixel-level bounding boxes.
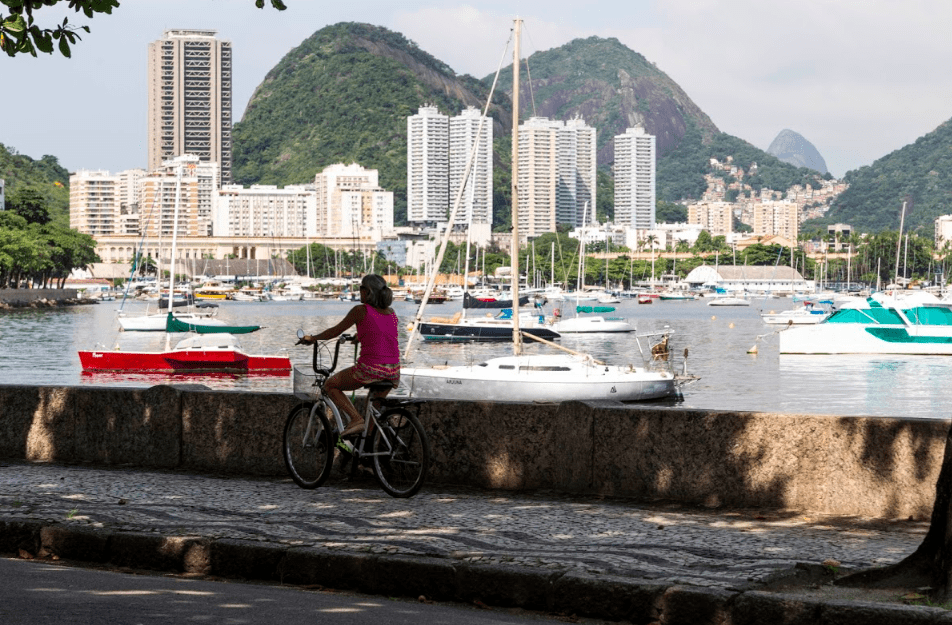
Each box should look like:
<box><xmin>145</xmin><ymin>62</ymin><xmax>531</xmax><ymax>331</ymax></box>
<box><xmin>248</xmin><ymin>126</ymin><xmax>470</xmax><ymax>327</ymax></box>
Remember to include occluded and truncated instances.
<box><xmin>1</xmin><ymin>296</ymin><xmax>950</xmax><ymax>419</ymax></box>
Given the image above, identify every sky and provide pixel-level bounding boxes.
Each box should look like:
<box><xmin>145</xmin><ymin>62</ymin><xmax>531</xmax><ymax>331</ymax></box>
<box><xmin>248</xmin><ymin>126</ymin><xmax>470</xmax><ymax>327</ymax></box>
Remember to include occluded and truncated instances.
<box><xmin>3</xmin><ymin>0</ymin><xmax>951</xmax><ymax>179</ymax></box>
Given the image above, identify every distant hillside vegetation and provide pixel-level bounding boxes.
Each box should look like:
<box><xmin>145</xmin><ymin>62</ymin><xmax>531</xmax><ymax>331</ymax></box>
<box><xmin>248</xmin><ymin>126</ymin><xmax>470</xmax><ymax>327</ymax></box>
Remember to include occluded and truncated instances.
<box><xmin>807</xmin><ymin>117</ymin><xmax>952</xmax><ymax>233</ymax></box>
<box><xmin>232</xmin><ymin>22</ymin><xmax>509</xmax><ymax>225</ymax></box>
<box><xmin>0</xmin><ymin>143</ymin><xmax>70</xmax><ymax>226</ymax></box>
<box><xmin>657</xmin><ymin>121</ymin><xmax>828</xmax><ymax>201</ymax></box>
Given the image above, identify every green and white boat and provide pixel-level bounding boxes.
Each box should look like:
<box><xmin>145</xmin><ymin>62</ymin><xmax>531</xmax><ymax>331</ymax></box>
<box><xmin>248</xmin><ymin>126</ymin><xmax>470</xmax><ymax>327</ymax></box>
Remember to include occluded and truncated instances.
<box><xmin>779</xmin><ymin>291</ymin><xmax>952</xmax><ymax>354</ymax></box>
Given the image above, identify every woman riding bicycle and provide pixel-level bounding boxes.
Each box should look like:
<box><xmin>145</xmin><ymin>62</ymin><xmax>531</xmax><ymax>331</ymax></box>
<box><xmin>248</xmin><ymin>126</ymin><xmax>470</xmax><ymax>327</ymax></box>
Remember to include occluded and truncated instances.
<box><xmin>300</xmin><ymin>274</ymin><xmax>399</xmax><ymax>438</ymax></box>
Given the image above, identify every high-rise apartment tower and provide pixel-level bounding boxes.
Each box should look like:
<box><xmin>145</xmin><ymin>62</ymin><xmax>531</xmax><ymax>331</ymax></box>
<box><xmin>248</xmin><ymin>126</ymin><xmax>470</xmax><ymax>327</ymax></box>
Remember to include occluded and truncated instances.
<box><xmin>407</xmin><ymin>105</ymin><xmax>449</xmax><ymax>224</ymax></box>
<box><xmin>614</xmin><ymin>127</ymin><xmax>656</xmax><ymax>229</ymax></box>
<box><xmin>147</xmin><ymin>29</ymin><xmax>232</xmax><ymax>185</ymax></box>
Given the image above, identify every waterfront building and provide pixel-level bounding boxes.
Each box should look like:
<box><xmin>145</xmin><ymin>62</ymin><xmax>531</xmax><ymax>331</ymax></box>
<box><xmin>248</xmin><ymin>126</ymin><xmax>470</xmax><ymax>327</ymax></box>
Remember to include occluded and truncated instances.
<box><xmin>147</xmin><ymin>29</ymin><xmax>233</xmax><ymax>185</ymax></box>
<box><xmin>687</xmin><ymin>201</ymin><xmax>734</xmax><ymax>236</ymax></box>
<box><xmin>314</xmin><ymin>163</ymin><xmax>394</xmax><ymax>239</ymax></box>
<box><xmin>449</xmin><ymin>106</ymin><xmax>493</xmax><ymax>229</ymax></box>
<box><xmin>614</xmin><ymin>127</ymin><xmax>656</xmax><ymax>229</ymax></box>
<box><xmin>753</xmin><ymin>200</ymin><xmax>799</xmax><ymax>242</ymax></box>
<box><xmin>407</xmin><ymin>105</ymin><xmax>449</xmax><ymax>225</ymax></box>
<box><xmin>936</xmin><ymin>215</ymin><xmax>952</xmax><ymax>249</ymax></box>
<box><xmin>683</xmin><ymin>264</ymin><xmax>813</xmax><ymax>295</ymax></box>
<box><xmin>70</xmin><ymin>170</ymin><xmax>120</xmax><ymax>236</ymax></box>
<box><xmin>138</xmin><ymin>155</ymin><xmax>219</xmax><ymax>239</ymax></box>
<box><xmin>214</xmin><ymin>184</ymin><xmax>316</xmax><ymax>238</ymax></box>
<box><xmin>0</xmin><ymin>178</ymin><xmax>5</xmax><ymax>209</ymax></box>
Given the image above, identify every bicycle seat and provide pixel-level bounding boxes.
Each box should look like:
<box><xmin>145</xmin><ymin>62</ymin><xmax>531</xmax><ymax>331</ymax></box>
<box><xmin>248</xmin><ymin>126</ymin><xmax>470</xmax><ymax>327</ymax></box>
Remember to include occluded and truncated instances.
<box><xmin>364</xmin><ymin>381</ymin><xmax>395</xmax><ymax>392</ymax></box>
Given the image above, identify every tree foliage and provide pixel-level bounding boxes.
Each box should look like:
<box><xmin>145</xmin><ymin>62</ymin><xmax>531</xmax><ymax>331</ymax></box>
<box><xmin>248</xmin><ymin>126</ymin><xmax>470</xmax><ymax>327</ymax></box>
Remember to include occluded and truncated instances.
<box><xmin>0</xmin><ymin>143</ymin><xmax>69</xmax><ymax>226</ymax></box>
<box><xmin>0</xmin><ymin>0</ymin><xmax>284</xmax><ymax>57</ymax></box>
<box><xmin>0</xmin><ymin>212</ymin><xmax>99</xmax><ymax>288</ymax></box>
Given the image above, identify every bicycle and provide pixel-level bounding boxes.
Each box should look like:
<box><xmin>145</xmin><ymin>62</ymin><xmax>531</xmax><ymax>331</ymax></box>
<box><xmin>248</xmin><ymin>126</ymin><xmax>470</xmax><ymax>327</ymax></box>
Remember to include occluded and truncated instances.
<box><xmin>284</xmin><ymin>330</ymin><xmax>430</xmax><ymax>498</ymax></box>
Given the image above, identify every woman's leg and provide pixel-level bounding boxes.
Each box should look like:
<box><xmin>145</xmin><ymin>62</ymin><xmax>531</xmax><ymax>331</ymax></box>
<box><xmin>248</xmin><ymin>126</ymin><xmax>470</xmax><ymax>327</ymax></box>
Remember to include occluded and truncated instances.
<box><xmin>324</xmin><ymin>367</ymin><xmax>364</xmax><ymax>432</ymax></box>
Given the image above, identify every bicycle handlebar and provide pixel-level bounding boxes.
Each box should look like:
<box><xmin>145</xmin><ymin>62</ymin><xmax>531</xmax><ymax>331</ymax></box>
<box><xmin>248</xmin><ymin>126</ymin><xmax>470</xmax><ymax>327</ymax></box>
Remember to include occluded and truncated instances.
<box><xmin>307</xmin><ymin>333</ymin><xmax>353</xmax><ymax>377</ymax></box>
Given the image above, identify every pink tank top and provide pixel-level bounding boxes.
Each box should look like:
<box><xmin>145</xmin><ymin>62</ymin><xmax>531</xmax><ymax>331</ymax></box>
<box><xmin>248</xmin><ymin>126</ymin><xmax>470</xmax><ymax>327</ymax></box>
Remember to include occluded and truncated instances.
<box><xmin>357</xmin><ymin>304</ymin><xmax>399</xmax><ymax>365</ymax></box>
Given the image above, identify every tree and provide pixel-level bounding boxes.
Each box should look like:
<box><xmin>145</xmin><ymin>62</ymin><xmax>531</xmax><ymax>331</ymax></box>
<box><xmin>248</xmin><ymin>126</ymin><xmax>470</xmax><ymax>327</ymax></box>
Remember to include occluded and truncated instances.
<box><xmin>10</xmin><ymin>186</ymin><xmax>50</xmax><ymax>225</ymax></box>
<box><xmin>837</xmin><ymin>428</ymin><xmax>952</xmax><ymax>601</ymax></box>
<box><xmin>1</xmin><ymin>0</ymin><xmax>286</xmax><ymax>57</ymax></box>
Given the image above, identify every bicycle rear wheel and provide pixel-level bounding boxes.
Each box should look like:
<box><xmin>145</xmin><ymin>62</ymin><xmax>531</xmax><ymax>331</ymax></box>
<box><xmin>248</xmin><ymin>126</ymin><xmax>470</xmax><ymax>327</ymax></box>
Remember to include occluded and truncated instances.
<box><xmin>283</xmin><ymin>402</ymin><xmax>334</xmax><ymax>489</ymax></box>
<box><xmin>371</xmin><ymin>408</ymin><xmax>429</xmax><ymax>498</ymax></box>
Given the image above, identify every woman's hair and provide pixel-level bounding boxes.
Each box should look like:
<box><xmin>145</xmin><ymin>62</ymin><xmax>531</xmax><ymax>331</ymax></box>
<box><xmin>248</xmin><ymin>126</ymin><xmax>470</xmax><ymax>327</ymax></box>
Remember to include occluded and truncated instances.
<box><xmin>361</xmin><ymin>274</ymin><xmax>393</xmax><ymax>309</ymax></box>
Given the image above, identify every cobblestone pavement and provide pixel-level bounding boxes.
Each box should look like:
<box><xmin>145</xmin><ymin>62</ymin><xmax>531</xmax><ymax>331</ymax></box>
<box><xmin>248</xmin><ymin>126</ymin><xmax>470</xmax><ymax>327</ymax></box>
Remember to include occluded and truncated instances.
<box><xmin>0</xmin><ymin>461</ymin><xmax>927</xmax><ymax>590</ymax></box>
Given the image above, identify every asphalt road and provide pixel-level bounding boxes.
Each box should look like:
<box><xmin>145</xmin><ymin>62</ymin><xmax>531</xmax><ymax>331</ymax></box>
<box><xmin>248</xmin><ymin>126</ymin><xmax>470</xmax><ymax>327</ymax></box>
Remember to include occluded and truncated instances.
<box><xmin>0</xmin><ymin>557</ymin><xmax>584</xmax><ymax>625</ymax></box>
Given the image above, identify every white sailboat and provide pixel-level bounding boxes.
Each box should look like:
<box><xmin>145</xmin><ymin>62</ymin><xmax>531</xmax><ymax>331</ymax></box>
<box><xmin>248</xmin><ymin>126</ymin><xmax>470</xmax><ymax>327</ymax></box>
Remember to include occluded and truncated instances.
<box><xmin>401</xmin><ymin>19</ymin><xmax>687</xmax><ymax>402</ymax></box>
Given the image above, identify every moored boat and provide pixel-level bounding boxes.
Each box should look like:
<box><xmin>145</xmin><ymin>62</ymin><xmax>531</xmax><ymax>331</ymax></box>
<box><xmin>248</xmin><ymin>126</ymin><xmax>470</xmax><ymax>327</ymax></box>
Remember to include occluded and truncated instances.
<box><xmin>79</xmin><ymin>333</ymin><xmax>291</xmax><ymax>373</ymax></box>
<box><xmin>779</xmin><ymin>291</ymin><xmax>952</xmax><ymax>354</ymax></box>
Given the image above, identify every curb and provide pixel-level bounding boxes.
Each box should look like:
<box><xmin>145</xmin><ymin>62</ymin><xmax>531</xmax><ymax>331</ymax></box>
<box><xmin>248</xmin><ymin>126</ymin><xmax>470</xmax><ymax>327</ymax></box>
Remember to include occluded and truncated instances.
<box><xmin>1</xmin><ymin>518</ymin><xmax>948</xmax><ymax>624</ymax></box>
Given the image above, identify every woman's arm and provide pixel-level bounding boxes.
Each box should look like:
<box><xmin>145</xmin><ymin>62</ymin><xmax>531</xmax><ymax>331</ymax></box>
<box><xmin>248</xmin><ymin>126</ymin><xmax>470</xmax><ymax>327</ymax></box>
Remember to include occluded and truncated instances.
<box><xmin>302</xmin><ymin>305</ymin><xmax>365</xmax><ymax>343</ymax></box>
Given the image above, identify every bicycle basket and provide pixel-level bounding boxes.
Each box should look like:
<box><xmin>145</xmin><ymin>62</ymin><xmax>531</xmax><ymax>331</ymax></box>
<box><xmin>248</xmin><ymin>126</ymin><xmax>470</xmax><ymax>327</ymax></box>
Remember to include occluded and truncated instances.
<box><xmin>292</xmin><ymin>367</ymin><xmax>322</xmax><ymax>400</ymax></box>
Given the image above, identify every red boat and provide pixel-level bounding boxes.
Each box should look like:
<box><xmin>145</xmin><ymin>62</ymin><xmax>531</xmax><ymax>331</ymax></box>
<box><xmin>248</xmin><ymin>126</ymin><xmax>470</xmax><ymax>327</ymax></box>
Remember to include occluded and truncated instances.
<box><xmin>79</xmin><ymin>334</ymin><xmax>291</xmax><ymax>374</ymax></box>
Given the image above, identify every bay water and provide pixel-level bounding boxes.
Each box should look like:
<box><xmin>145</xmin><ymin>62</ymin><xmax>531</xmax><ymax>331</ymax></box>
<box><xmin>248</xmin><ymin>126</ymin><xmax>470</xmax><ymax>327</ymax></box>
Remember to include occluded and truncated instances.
<box><xmin>0</xmin><ymin>296</ymin><xmax>948</xmax><ymax>419</ymax></box>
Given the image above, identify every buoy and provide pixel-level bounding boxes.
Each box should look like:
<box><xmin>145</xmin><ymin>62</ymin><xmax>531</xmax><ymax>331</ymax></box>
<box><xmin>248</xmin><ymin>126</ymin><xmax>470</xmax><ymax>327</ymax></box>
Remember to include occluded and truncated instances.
<box><xmin>747</xmin><ymin>344</ymin><xmax>758</xmax><ymax>354</ymax></box>
<box><xmin>729</xmin><ymin>322</ymin><xmax>734</xmax><ymax>329</ymax></box>
<box><xmin>711</xmin><ymin>315</ymin><xmax>716</xmax><ymax>320</ymax></box>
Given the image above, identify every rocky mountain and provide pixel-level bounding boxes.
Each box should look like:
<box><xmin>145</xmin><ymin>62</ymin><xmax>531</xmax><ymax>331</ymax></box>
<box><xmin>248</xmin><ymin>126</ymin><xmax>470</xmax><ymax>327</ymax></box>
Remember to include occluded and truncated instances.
<box><xmin>767</xmin><ymin>129</ymin><xmax>828</xmax><ymax>174</ymax></box>
<box><xmin>232</xmin><ymin>23</ymin><xmax>827</xmax><ymax>225</ymax></box>
<box><xmin>490</xmin><ymin>36</ymin><xmax>719</xmax><ymax>165</ymax></box>
<box><xmin>232</xmin><ymin>22</ymin><xmax>509</xmax><ymax>224</ymax></box>
<box><xmin>811</xmin><ymin>117</ymin><xmax>952</xmax><ymax>233</ymax></box>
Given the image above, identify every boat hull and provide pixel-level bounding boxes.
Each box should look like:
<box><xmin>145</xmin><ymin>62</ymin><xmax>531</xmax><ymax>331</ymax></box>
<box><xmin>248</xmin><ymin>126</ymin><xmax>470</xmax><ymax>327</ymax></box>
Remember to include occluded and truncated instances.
<box><xmin>779</xmin><ymin>323</ymin><xmax>952</xmax><ymax>355</ymax></box>
<box><xmin>417</xmin><ymin>321</ymin><xmax>561</xmax><ymax>342</ymax></box>
<box><xmin>550</xmin><ymin>316</ymin><xmax>634</xmax><ymax>333</ymax></box>
<box><xmin>79</xmin><ymin>349</ymin><xmax>291</xmax><ymax>373</ymax></box>
<box><xmin>401</xmin><ymin>355</ymin><xmax>677</xmax><ymax>402</ymax></box>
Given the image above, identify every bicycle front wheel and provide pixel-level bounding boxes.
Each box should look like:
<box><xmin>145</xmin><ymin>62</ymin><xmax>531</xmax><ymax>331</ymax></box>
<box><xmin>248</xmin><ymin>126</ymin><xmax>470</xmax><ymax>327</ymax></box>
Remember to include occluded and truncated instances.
<box><xmin>371</xmin><ymin>408</ymin><xmax>429</xmax><ymax>498</ymax></box>
<box><xmin>283</xmin><ymin>402</ymin><xmax>334</xmax><ymax>489</ymax></box>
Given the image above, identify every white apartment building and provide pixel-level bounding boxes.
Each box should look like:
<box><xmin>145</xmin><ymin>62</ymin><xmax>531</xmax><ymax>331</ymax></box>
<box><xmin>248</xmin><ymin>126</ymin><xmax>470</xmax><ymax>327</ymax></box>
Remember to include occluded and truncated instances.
<box><xmin>614</xmin><ymin>127</ymin><xmax>656</xmax><ymax>229</ymax></box>
<box><xmin>448</xmin><ymin>106</ymin><xmax>493</xmax><ymax>228</ymax></box>
<box><xmin>314</xmin><ymin>163</ymin><xmax>394</xmax><ymax>239</ymax></box>
<box><xmin>138</xmin><ymin>155</ymin><xmax>218</xmax><ymax>240</ymax></box>
<box><xmin>70</xmin><ymin>170</ymin><xmax>119</xmax><ymax>236</ymax></box>
<box><xmin>937</xmin><ymin>215</ymin><xmax>952</xmax><ymax>249</ymax></box>
<box><xmin>687</xmin><ymin>201</ymin><xmax>734</xmax><ymax>236</ymax></box>
<box><xmin>214</xmin><ymin>184</ymin><xmax>316</xmax><ymax>238</ymax></box>
<box><xmin>518</xmin><ymin>117</ymin><xmax>558</xmax><ymax>238</ymax></box>
<box><xmin>0</xmin><ymin>178</ymin><xmax>5</xmax><ymax>209</ymax></box>
<box><xmin>407</xmin><ymin>105</ymin><xmax>449</xmax><ymax>224</ymax></box>
<box><xmin>753</xmin><ymin>200</ymin><xmax>799</xmax><ymax>241</ymax></box>
<box><xmin>562</xmin><ymin>117</ymin><xmax>596</xmax><ymax>227</ymax></box>
<box><xmin>148</xmin><ymin>29</ymin><xmax>232</xmax><ymax>184</ymax></box>
<box><xmin>517</xmin><ymin>116</ymin><xmax>596</xmax><ymax>238</ymax></box>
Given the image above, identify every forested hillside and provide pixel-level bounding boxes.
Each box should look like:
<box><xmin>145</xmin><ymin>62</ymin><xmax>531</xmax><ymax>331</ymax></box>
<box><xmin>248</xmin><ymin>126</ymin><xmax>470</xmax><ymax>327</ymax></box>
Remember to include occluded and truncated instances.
<box><xmin>0</xmin><ymin>143</ymin><xmax>70</xmax><ymax>227</ymax></box>
<box><xmin>808</xmin><ymin>117</ymin><xmax>952</xmax><ymax>233</ymax></box>
<box><xmin>232</xmin><ymin>22</ymin><xmax>509</xmax><ymax>225</ymax></box>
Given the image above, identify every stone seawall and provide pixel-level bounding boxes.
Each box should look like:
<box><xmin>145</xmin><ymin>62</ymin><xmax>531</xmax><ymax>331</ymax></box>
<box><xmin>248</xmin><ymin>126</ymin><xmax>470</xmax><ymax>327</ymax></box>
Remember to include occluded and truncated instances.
<box><xmin>0</xmin><ymin>288</ymin><xmax>80</xmax><ymax>307</ymax></box>
<box><xmin>0</xmin><ymin>384</ymin><xmax>946</xmax><ymax>519</ymax></box>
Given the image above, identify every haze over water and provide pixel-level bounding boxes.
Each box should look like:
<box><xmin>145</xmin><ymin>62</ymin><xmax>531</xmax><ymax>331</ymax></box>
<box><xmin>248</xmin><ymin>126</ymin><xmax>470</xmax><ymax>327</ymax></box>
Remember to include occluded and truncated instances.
<box><xmin>1</xmin><ymin>297</ymin><xmax>948</xmax><ymax>420</ymax></box>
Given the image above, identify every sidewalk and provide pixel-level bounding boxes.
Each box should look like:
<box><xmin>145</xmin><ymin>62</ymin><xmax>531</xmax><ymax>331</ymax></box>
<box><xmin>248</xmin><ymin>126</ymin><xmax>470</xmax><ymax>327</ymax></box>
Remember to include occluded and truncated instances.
<box><xmin>0</xmin><ymin>460</ymin><xmax>941</xmax><ymax>623</ymax></box>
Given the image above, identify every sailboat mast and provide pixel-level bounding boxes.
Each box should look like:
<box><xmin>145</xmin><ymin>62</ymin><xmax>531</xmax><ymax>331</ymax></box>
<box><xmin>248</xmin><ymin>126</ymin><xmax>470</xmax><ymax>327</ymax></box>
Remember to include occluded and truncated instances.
<box><xmin>165</xmin><ymin>158</ymin><xmax>184</xmax><ymax>350</ymax></box>
<box><xmin>895</xmin><ymin>200</ymin><xmax>906</xmax><ymax>286</ymax></box>
<box><xmin>511</xmin><ymin>17</ymin><xmax>523</xmax><ymax>354</ymax></box>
